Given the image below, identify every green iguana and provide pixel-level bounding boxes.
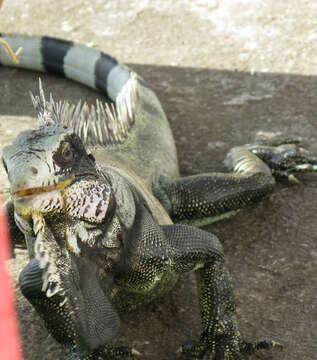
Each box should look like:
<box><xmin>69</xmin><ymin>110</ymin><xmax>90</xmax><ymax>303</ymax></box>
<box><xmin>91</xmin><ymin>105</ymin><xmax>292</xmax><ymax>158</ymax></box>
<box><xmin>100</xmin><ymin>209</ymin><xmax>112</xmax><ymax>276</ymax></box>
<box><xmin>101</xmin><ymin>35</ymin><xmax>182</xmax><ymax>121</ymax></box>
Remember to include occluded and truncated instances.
<box><xmin>1</xmin><ymin>34</ymin><xmax>317</xmax><ymax>360</ymax></box>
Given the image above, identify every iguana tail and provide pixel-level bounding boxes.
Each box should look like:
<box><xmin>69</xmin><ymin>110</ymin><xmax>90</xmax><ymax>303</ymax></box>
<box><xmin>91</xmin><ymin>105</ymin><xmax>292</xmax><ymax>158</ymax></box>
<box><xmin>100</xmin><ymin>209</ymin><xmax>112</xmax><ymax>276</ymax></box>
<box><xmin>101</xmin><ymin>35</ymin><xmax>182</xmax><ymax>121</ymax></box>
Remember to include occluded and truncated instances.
<box><xmin>0</xmin><ymin>33</ymin><xmax>178</xmax><ymax>180</ymax></box>
<box><xmin>0</xmin><ymin>33</ymin><xmax>142</xmax><ymax>146</ymax></box>
<box><xmin>0</xmin><ymin>33</ymin><xmax>131</xmax><ymax>102</ymax></box>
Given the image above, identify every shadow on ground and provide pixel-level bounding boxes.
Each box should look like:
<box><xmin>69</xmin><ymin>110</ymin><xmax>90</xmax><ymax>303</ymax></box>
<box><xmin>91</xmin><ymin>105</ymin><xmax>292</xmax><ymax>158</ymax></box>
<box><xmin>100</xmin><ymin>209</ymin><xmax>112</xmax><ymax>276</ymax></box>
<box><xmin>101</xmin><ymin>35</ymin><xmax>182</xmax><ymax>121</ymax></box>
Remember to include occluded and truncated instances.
<box><xmin>0</xmin><ymin>63</ymin><xmax>316</xmax><ymax>360</ymax></box>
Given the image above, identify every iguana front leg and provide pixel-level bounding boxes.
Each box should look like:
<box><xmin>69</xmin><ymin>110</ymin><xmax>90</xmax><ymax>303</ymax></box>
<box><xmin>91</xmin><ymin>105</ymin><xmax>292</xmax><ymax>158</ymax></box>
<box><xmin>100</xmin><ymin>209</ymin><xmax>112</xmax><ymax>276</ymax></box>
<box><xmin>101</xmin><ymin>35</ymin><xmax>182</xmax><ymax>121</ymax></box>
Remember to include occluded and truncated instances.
<box><xmin>18</xmin><ymin>213</ymin><xmax>140</xmax><ymax>360</ymax></box>
<box><xmin>154</xmin><ymin>135</ymin><xmax>317</xmax><ymax>225</ymax></box>
<box><xmin>162</xmin><ymin>224</ymin><xmax>278</xmax><ymax>360</ymax></box>
<box><xmin>19</xmin><ymin>259</ymin><xmax>141</xmax><ymax>360</ymax></box>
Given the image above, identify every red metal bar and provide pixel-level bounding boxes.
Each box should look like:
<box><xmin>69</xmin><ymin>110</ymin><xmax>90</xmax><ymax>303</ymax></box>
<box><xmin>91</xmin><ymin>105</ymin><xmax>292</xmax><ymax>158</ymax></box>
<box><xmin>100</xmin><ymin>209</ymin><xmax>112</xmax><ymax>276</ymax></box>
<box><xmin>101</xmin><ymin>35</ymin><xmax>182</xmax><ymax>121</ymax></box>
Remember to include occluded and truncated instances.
<box><xmin>0</xmin><ymin>199</ymin><xmax>23</xmax><ymax>360</ymax></box>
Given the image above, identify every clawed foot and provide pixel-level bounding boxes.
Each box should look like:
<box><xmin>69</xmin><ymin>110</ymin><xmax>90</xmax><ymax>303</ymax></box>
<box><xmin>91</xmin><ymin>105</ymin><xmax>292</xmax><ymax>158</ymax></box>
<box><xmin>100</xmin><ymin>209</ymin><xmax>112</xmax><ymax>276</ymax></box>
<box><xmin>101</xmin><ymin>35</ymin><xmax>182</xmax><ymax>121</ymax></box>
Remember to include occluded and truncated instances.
<box><xmin>254</xmin><ymin>131</ymin><xmax>302</xmax><ymax>147</ymax></box>
<box><xmin>78</xmin><ymin>345</ymin><xmax>142</xmax><ymax>360</ymax></box>
<box><xmin>177</xmin><ymin>338</ymin><xmax>282</xmax><ymax>360</ymax></box>
<box><xmin>240</xmin><ymin>339</ymin><xmax>283</xmax><ymax>354</ymax></box>
<box><xmin>177</xmin><ymin>341</ymin><xmax>206</xmax><ymax>359</ymax></box>
<box><xmin>249</xmin><ymin>131</ymin><xmax>317</xmax><ymax>181</ymax></box>
<box><xmin>177</xmin><ymin>335</ymin><xmax>243</xmax><ymax>360</ymax></box>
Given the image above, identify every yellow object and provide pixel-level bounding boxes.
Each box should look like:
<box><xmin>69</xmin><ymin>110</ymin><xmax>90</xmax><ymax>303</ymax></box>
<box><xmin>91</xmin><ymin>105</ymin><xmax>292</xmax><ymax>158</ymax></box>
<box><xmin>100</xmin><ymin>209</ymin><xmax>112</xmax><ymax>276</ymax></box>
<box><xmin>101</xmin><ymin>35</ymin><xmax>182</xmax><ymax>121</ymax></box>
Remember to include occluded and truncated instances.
<box><xmin>0</xmin><ymin>0</ymin><xmax>22</xmax><ymax>63</ymax></box>
<box><xmin>0</xmin><ymin>38</ymin><xmax>22</xmax><ymax>64</ymax></box>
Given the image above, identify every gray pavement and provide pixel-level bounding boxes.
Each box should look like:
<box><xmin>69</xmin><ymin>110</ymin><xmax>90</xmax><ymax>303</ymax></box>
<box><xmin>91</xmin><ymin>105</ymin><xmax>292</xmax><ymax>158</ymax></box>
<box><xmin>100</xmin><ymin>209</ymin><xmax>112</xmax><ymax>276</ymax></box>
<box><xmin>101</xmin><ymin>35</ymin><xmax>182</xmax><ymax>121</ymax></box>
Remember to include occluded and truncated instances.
<box><xmin>0</xmin><ymin>1</ymin><xmax>317</xmax><ymax>359</ymax></box>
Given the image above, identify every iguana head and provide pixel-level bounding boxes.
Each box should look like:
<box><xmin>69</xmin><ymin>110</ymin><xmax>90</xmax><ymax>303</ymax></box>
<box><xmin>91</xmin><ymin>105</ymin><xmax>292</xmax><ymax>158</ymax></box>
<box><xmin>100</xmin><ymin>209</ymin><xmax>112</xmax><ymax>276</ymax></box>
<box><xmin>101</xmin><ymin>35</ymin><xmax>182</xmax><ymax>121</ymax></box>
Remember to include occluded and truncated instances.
<box><xmin>2</xmin><ymin>83</ymin><xmax>122</xmax><ymax>349</ymax></box>
<box><xmin>2</xmin><ymin>79</ymin><xmax>117</xmax><ymax>216</ymax></box>
<box><xmin>3</xmin><ymin>124</ymin><xmax>97</xmax><ymax>209</ymax></box>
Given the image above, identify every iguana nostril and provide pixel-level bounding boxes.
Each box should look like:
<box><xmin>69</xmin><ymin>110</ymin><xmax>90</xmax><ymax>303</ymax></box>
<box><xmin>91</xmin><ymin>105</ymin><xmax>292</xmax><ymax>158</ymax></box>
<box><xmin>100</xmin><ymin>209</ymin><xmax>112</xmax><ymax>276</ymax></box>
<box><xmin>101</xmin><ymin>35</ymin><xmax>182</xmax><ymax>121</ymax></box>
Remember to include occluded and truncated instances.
<box><xmin>31</xmin><ymin>166</ymin><xmax>38</xmax><ymax>175</ymax></box>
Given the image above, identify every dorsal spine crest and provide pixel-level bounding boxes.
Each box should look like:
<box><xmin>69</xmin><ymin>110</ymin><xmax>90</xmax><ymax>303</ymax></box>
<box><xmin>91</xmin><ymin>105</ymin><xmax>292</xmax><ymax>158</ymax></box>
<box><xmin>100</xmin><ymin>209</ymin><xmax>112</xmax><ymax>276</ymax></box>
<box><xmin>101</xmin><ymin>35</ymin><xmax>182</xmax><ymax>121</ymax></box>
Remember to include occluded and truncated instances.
<box><xmin>30</xmin><ymin>73</ymin><xmax>139</xmax><ymax>146</ymax></box>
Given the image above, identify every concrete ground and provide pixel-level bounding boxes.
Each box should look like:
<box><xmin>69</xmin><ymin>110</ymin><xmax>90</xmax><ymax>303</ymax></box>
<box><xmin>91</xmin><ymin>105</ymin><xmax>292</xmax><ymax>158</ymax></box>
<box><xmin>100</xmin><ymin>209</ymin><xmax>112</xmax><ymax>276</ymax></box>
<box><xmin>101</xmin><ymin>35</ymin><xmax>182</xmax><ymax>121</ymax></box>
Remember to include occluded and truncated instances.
<box><xmin>0</xmin><ymin>0</ymin><xmax>317</xmax><ymax>359</ymax></box>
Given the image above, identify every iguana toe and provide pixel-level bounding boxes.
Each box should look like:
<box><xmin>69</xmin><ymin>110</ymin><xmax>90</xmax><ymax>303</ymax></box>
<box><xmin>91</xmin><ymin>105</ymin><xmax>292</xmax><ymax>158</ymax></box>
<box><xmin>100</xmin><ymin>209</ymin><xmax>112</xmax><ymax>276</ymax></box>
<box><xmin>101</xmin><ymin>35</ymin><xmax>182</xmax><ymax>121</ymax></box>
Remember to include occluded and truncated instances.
<box><xmin>247</xmin><ymin>141</ymin><xmax>317</xmax><ymax>179</ymax></box>
<box><xmin>80</xmin><ymin>345</ymin><xmax>142</xmax><ymax>360</ymax></box>
<box><xmin>177</xmin><ymin>341</ymin><xmax>242</xmax><ymax>360</ymax></box>
<box><xmin>254</xmin><ymin>131</ymin><xmax>302</xmax><ymax>146</ymax></box>
<box><xmin>240</xmin><ymin>339</ymin><xmax>283</xmax><ymax>354</ymax></box>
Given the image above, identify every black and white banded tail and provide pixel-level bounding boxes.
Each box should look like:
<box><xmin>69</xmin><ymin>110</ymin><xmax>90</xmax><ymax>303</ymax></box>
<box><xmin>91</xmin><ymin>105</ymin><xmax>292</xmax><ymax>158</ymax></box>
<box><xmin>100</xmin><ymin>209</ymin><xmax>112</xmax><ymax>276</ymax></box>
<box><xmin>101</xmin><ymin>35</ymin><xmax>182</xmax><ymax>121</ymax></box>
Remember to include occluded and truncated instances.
<box><xmin>0</xmin><ymin>34</ymin><xmax>139</xmax><ymax>145</ymax></box>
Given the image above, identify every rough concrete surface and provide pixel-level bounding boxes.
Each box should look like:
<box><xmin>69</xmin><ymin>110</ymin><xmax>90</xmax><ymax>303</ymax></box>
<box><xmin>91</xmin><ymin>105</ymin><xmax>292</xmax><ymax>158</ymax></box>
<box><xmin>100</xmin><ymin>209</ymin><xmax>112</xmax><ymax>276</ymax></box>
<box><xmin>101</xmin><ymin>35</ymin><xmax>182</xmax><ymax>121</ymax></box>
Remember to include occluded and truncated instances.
<box><xmin>1</xmin><ymin>1</ymin><xmax>317</xmax><ymax>359</ymax></box>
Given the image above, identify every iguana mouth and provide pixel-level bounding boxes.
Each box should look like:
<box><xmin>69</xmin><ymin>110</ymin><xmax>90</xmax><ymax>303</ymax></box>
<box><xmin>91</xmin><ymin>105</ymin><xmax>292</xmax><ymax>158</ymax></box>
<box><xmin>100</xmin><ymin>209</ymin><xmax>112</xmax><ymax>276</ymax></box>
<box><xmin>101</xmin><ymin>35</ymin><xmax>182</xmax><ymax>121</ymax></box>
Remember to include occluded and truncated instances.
<box><xmin>12</xmin><ymin>172</ymin><xmax>98</xmax><ymax>200</ymax></box>
<box><xmin>12</xmin><ymin>176</ymin><xmax>75</xmax><ymax>199</ymax></box>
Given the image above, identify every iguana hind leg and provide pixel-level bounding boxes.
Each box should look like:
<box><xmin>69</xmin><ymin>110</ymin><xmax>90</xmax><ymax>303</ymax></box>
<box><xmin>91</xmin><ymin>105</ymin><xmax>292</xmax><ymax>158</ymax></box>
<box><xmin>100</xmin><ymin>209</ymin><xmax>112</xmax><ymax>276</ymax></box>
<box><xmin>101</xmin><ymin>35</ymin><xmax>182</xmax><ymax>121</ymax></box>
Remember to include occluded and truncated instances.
<box><xmin>154</xmin><ymin>135</ymin><xmax>317</xmax><ymax>226</ymax></box>
<box><xmin>155</xmin><ymin>148</ymin><xmax>275</xmax><ymax>226</ymax></box>
<box><xmin>162</xmin><ymin>224</ymin><xmax>278</xmax><ymax>360</ymax></box>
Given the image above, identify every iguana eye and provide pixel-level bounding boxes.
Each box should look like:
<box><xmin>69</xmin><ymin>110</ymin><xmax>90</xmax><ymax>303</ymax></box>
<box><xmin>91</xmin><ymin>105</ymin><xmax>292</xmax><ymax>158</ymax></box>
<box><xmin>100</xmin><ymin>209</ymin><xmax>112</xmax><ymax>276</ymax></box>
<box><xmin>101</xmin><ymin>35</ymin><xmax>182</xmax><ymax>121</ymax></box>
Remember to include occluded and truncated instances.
<box><xmin>53</xmin><ymin>141</ymin><xmax>74</xmax><ymax>166</ymax></box>
<box><xmin>61</xmin><ymin>142</ymin><xmax>73</xmax><ymax>162</ymax></box>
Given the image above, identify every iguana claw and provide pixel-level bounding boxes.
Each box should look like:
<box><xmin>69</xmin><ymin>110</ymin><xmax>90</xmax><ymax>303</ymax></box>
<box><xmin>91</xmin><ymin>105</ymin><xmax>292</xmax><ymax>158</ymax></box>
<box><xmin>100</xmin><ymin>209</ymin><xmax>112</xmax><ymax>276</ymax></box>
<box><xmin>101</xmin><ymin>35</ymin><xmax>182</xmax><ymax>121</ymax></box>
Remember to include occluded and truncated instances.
<box><xmin>177</xmin><ymin>342</ymin><xmax>206</xmax><ymax>358</ymax></box>
<box><xmin>176</xmin><ymin>338</ymin><xmax>282</xmax><ymax>360</ymax></box>
<box><xmin>79</xmin><ymin>345</ymin><xmax>142</xmax><ymax>360</ymax></box>
<box><xmin>287</xmin><ymin>174</ymin><xmax>301</xmax><ymax>184</ymax></box>
<box><xmin>247</xmin><ymin>134</ymin><xmax>317</xmax><ymax>180</ymax></box>
<box><xmin>131</xmin><ymin>348</ymin><xmax>142</xmax><ymax>358</ymax></box>
<box><xmin>240</xmin><ymin>339</ymin><xmax>283</xmax><ymax>354</ymax></box>
<box><xmin>254</xmin><ymin>131</ymin><xmax>302</xmax><ymax>146</ymax></box>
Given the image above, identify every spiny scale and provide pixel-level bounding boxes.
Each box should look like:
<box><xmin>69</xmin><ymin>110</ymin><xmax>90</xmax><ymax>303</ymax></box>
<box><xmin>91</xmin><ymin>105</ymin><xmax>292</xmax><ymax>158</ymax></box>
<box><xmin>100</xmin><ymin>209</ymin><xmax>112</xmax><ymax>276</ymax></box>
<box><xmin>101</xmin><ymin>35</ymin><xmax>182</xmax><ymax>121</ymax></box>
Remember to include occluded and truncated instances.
<box><xmin>30</xmin><ymin>73</ymin><xmax>139</xmax><ymax>146</ymax></box>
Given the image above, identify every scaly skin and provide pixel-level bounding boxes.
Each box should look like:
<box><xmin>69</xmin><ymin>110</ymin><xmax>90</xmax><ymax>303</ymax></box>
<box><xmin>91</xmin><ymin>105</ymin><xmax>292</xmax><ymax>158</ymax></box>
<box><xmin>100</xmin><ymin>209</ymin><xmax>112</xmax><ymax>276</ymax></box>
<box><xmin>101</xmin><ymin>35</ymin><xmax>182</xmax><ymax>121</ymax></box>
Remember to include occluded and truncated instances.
<box><xmin>1</xmin><ymin>34</ymin><xmax>317</xmax><ymax>360</ymax></box>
